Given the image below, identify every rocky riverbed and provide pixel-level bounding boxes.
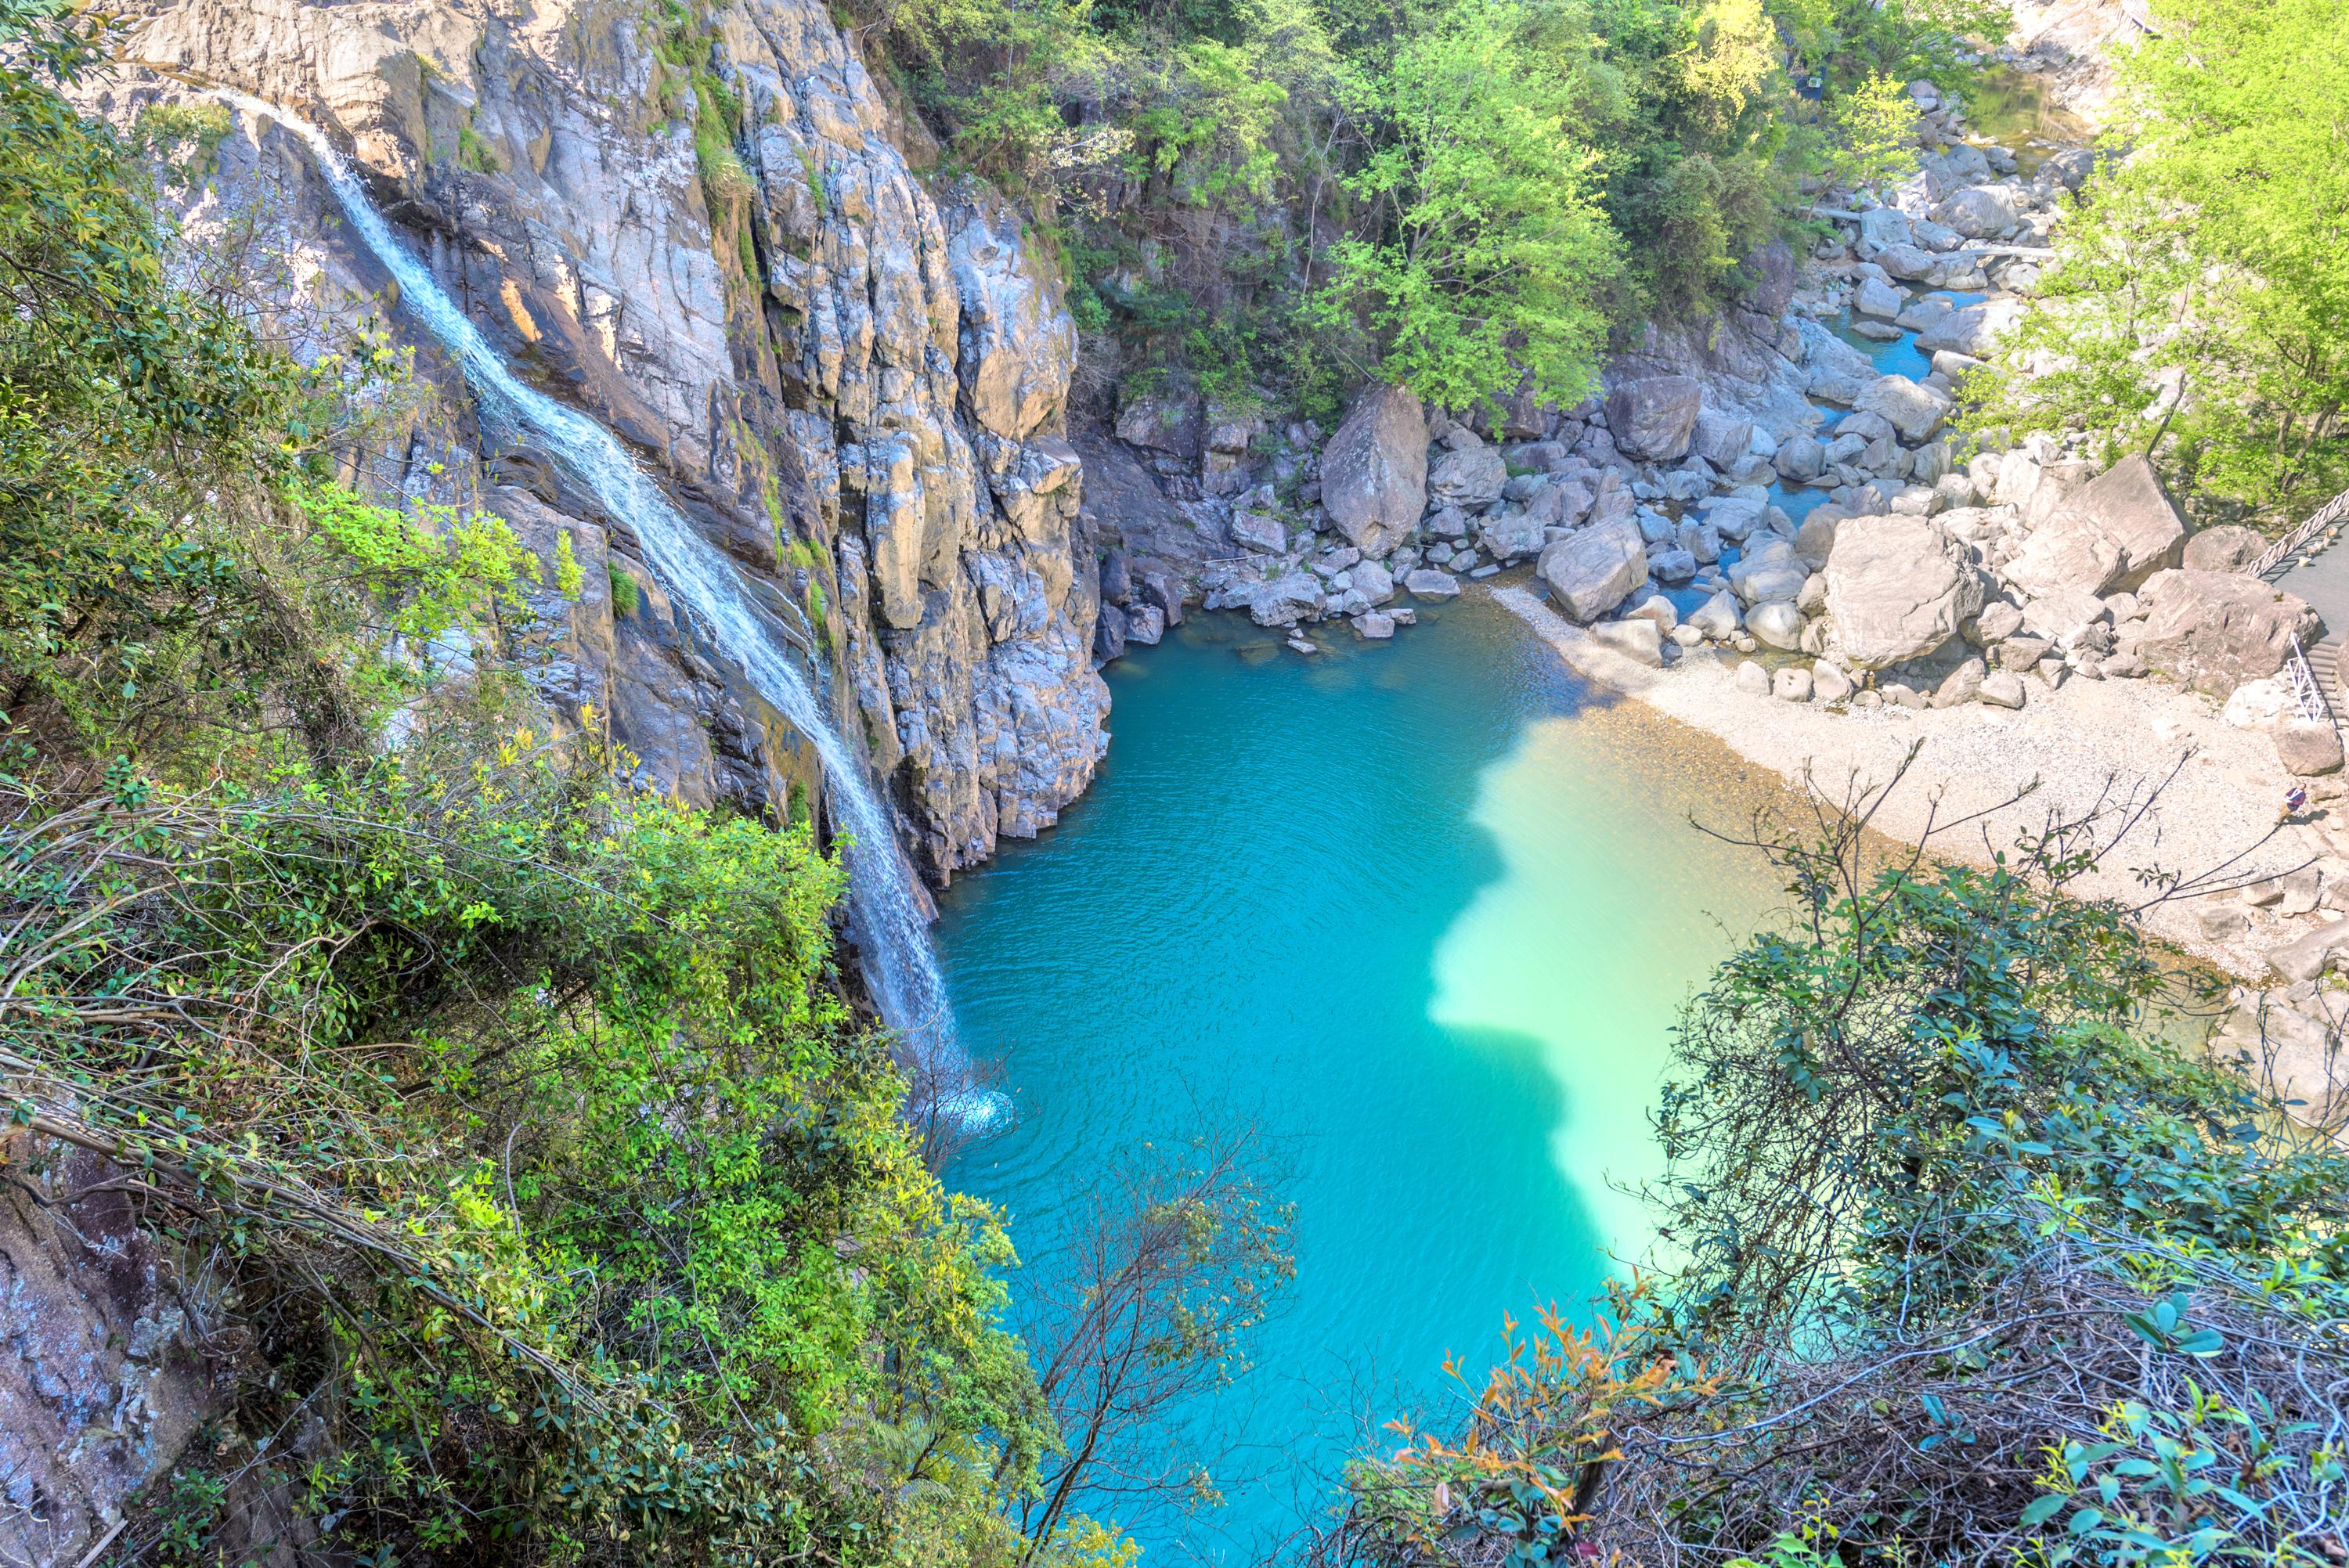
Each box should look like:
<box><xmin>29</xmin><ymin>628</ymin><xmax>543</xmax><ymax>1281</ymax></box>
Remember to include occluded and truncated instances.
<box><xmin>1084</xmin><ymin>57</ymin><xmax>2345</xmax><ymax>1142</ymax></box>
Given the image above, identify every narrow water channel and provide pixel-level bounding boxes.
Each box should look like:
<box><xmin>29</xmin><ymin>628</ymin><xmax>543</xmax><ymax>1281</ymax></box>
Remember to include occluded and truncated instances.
<box><xmin>936</xmin><ymin>600</ymin><xmax>1782</xmax><ymax>1558</ymax></box>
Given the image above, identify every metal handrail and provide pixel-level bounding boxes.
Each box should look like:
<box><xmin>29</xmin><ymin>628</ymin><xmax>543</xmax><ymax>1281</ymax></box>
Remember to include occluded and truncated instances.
<box><xmin>2252</xmin><ymin>484</ymin><xmax>2349</xmax><ymax>578</ymax></box>
<box><xmin>2286</xmin><ymin>634</ymin><xmax>2330</xmax><ymax>724</ymax></box>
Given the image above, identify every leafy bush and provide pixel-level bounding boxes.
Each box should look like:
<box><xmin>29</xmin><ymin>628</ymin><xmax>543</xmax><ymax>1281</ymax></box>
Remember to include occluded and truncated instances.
<box><xmin>1314</xmin><ymin>0</ymin><xmax>1622</xmax><ymax>413</ymax></box>
<box><xmin>1965</xmin><ymin>0</ymin><xmax>2349</xmax><ymax>517</ymax></box>
<box><xmin>1324</xmin><ymin>791</ymin><xmax>2349</xmax><ymax>1568</ymax></box>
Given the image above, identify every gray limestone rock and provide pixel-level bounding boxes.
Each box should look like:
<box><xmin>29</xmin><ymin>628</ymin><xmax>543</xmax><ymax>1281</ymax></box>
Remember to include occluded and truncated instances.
<box><xmin>1687</xmin><ymin>591</ymin><xmax>1743</xmax><ymax>640</ymax></box>
<box><xmin>1429</xmin><ymin>439</ymin><xmax>1509</xmax><ymax>509</ymax></box>
<box><xmin>1934</xmin><ymin>658</ymin><xmax>1988</xmax><ymax>707</ymax></box>
<box><xmin>2002</xmin><ymin>454</ymin><xmax>2187</xmax><ymax>597</ymax></box>
<box><xmin>2134</xmin><ymin>568</ymin><xmax>2322</xmax><ymax>695</ymax></box>
<box><xmin>1538</xmin><ymin>518</ymin><xmax>1650</xmax><ymax>622</ymax></box>
<box><xmin>1593</xmin><ymin>617</ymin><xmax>1665</xmax><ymax>665</ymax></box>
<box><xmin>2276</xmin><ymin>720</ymin><xmax>2346</xmax><ymax>777</ymax></box>
<box><xmin>2182</xmin><ymin>524</ymin><xmax>2266</xmax><ymax>574</ymax></box>
<box><xmin>1604</xmin><ymin>375</ymin><xmax>1703</xmax><ymax>461</ymax></box>
<box><xmin>1320</xmin><ymin>384</ymin><xmax>1428</xmax><ymax>557</ymax></box>
<box><xmin>1748</xmin><ymin>600</ymin><xmax>1804</xmax><ymax>651</ymax></box>
<box><xmin>1979</xmin><ymin>669</ymin><xmax>2028</xmax><ymax>708</ymax></box>
<box><xmin>1405</xmin><ymin>568</ymin><xmax>1463</xmax><ymax>600</ymax></box>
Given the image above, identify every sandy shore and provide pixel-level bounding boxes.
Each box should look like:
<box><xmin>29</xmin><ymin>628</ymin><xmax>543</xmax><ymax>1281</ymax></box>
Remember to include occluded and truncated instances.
<box><xmin>1494</xmin><ymin>583</ymin><xmax>2320</xmax><ymax>979</ymax></box>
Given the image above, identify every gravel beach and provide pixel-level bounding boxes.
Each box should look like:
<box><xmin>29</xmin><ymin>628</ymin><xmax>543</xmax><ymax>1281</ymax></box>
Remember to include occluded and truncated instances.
<box><xmin>1497</xmin><ymin>582</ymin><xmax>2317</xmax><ymax>978</ymax></box>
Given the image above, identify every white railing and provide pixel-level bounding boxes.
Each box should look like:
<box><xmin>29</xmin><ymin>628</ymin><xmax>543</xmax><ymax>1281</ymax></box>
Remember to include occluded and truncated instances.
<box><xmin>2252</xmin><ymin>484</ymin><xmax>2349</xmax><ymax>578</ymax></box>
<box><xmin>2287</xmin><ymin>635</ymin><xmax>2330</xmax><ymax>723</ymax></box>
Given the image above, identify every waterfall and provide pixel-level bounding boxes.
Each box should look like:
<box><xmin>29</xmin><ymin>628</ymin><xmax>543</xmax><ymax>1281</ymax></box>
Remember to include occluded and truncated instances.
<box><xmin>220</xmin><ymin>92</ymin><xmax>957</xmax><ymax>1056</ymax></box>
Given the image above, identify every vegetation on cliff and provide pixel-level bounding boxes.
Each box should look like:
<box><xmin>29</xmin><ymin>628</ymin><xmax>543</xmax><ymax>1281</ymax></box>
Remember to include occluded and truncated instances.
<box><xmin>1</xmin><ymin>28</ymin><xmax>1268</xmax><ymax>1566</ymax></box>
<box><xmin>871</xmin><ymin>0</ymin><xmax>1992</xmax><ymax>415</ymax></box>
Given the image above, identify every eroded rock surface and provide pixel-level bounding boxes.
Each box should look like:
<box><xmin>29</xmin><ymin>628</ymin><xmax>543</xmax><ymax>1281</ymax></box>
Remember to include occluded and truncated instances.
<box><xmin>103</xmin><ymin>0</ymin><xmax>1107</xmax><ymax>882</ymax></box>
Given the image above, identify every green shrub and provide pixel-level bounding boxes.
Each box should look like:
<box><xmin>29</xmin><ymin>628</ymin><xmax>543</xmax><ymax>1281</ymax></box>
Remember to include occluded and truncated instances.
<box><xmin>607</xmin><ymin>558</ymin><xmax>641</xmax><ymax>617</ymax></box>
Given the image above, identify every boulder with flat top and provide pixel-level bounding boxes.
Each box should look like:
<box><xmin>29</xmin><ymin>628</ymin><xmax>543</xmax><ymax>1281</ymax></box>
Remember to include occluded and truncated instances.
<box><xmin>2001</xmin><ymin>454</ymin><xmax>2187</xmax><ymax>597</ymax></box>
<box><xmin>2134</xmin><ymin>568</ymin><xmax>2324</xmax><ymax>695</ymax></box>
<box><xmin>1537</xmin><ymin>517</ymin><xmax>1649</xmax><ymax>622</ymax></box>
<box><xmin>1824</xmin><ymin>514</ymin><xmax>1984</xmax><ymax>669</ymax></box>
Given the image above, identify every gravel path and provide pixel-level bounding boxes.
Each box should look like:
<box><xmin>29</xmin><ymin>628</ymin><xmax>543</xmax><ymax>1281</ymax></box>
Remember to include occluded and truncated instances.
<box><xmin>1496</xmin><ymin>584</ymin><xmax>2320</xmax><ymax>978</ymax></box>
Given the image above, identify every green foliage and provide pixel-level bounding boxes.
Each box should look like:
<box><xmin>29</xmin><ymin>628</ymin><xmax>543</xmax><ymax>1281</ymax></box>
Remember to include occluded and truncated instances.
<box><xmin>1965</xmin><ymin>0</ymin><xmax>2349</xmax><ymax>515</ymax></box>
<box><xmin>3</xmin><ymin>740</ymin><xmax>1049</xmax><ymax>1565</ymax></box>
<box><xmin>878</xmin><ymin>0</ymin><xmax>1106</xmax><ymax>176</ymax></box>
<box><xmin>457</xmin><ymin>121</ymin><xmax>505</xmax><ymax>174</ymax></box>
<box><xmin>132</xmin><ymin>99</ymin><xmax>234</xmax><ymax>187</ymax></box>
<box><xmin>1822</xmin><ymin>70</ymin><xmax>1922</xmax><ymax>190</ymax></box>
<box><xmin>290</xmin><ymin>478</ymin><xmax>541</xmax><ymax>649</ymax></box>
<box><xmin>607</xmin><ymin>558</ymin><xmax>641</xmax><ymax>618</ymax></box>
<box><xmin>1315</xmin><ymin>0</ymin><xmax>1622</xmax><ymax>413</ymax></box>
<box><xmin>0</xmin><ymin>63</ymin><xmax>320</xmax><ymax>759</ymax></box>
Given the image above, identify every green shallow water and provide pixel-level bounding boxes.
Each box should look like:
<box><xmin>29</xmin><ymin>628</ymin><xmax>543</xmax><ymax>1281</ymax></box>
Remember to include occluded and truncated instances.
<box><xmin>936</xmin><ymin>598</ymin><xmax>1781</xmax><ymax>1559</ymax></box>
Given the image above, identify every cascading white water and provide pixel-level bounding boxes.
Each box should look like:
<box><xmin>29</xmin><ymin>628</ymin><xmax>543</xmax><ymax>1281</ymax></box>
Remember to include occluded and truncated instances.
<box><xmin>219</xmin><ymin>92</ymin><xmax>956</xmax><ymax>1054</ymax></box>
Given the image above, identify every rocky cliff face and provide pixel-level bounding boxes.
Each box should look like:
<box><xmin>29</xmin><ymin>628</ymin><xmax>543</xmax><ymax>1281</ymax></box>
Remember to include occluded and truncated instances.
<box><xmin>99</xmin><ymin>0</ymin><xmax>1107</xmax><ymax>883</ymax></box>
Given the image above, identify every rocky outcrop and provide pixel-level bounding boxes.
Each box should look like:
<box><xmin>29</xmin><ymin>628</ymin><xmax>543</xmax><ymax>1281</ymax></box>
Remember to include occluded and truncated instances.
<box><xmin>1</xmin><ymin>1138</ymin><xmax>233</xmax><ymax>1568</ymax></box>
<box><xmin>2135</xmin><ymin>569</ymin><xmax>2323</xmax><ymax>695</ymax></box>
<box><xmin>2003</xmin><ymin>455</ymin><xmax>2186</xmax><ymax>597</ymax></box>
<box><xmin>1604</xmin><ymin>375</ymin><xmax>1702</xmax><ymax>461</ymax></box>
<box><xmin>1824</xmin><ymin>515</ymin><xmax>1985</xmax><ymax>669</ymax></box>
<box><xmin>1320</xmin><ymin>384</ymin><xmax>1428</xmax><ymax>557</ymax></box>
<box><xmin>103</xmin><ymin>0</ymin><xmax>1106</xmax><ymax>884</ymax></box>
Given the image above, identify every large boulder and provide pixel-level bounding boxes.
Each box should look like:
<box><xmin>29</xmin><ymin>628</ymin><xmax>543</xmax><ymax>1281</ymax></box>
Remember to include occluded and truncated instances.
<box><xmin>1320</xmin><ymin>384</ymin><xmax>1427</xmax><ymax>557</ymax></box>
<box><xmin>1853</xmin><ymin>274</ymin><xmax>1905</xmax><ymax>320</ymax></box>
<box><xmin>2135</xmin><ymin>568</ymin><xmax>2324</xmax><ymax>695</ymax></box>
<box><xmin>1874</xmin><ymin>243</ymin><xmax>1942</xmax><ymax>283</ymax></box>
<box><xmin>2276</xmin><ymin>720</ymin><xmax>2345</xmax><ymax>777</ymax></box>
<box><xmin>2001</xmin><ymin>454</ymin><xmax>2187</xmax><ymax>597</ymax></box>
<box><xmin>1690</xmin><ymin>409</ymin><xmax>1755</xmax><ymax>468</ymax></box>
<box><xmin>1604</xmin><ymin>376</ymin><xmax>1702</xmax><ymax>461</ymax></box>
<box><xmin>1933</xmin><ymin>183</ymin><xmax>2028</xmax><ymax>239</ymax></box>
<box><xmin>1538</xmin><ymin>518</ymin><xmax>1650</xmax><ymax>622</ymax></box>
<box><xmin>1774</xmin><ymin>433</ymin><xmax>1827</xmax><ymax>482</ymax></box>
<box><xmin>1824</xmin><ymin>514</ymin><xmax>1986</xmax><ymax>668</ymax></box>
<box><xmin>1853</xmin><ymin>374</ymin><xmax>1950</xmax><ymax>444</ymax></box>
<box><xmin>1858</xmin><ymin>207</ymin><xmax>1914</xmax><ymax>249</ymax></box>
<box><xmin>2182</xmin><ymin>524</ymin><xmax>2266</xmax><ymax>573</ymax></box>
<box><xmin>1428</xmin><ymin>439</ymin><xmax>1509</xmax><ymax>509</ymax></box>
<box><xmin>1727</xmin><ymin>536</ymin><xmax>1810</xmax><ymax>606</ymax></box>
<box><xmin>1914</xmin><ymin>300</ymin><xmax>2020</xmax><ymax>358</ymax></box>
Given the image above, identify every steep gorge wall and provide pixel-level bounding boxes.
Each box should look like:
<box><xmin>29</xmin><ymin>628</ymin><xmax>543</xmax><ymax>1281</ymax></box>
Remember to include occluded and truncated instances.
<box><xmin>99</xmin><ymin>0</ymin><xmax>1107</xmax><ymax>883</ymax></box>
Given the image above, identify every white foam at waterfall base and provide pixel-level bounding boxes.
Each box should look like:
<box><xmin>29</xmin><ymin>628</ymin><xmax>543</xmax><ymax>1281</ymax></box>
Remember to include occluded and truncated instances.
<box><xmin>213</xmin><ymin>90</ymin><xmax>958</xmax><ymax>1058</ymax></box>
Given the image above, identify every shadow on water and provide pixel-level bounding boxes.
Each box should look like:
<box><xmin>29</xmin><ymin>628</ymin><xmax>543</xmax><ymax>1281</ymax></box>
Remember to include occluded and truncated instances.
<box><xmin>936</xmin><ymin>599</ymin><xmax>1780</xmax><ymax>1560</ymax></box>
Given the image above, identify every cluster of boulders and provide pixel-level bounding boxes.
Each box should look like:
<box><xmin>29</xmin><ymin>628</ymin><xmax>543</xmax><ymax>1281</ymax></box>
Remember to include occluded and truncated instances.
<box><xmin>1184</xmin><ymin>380</ymin><xmax>1709</xmax><ymax>650</ymax></box>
